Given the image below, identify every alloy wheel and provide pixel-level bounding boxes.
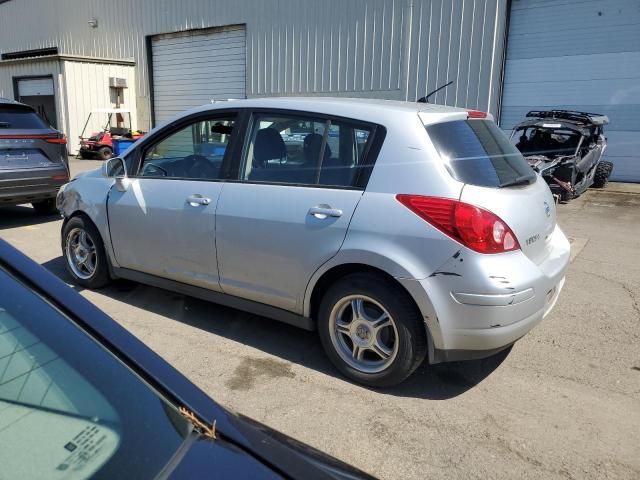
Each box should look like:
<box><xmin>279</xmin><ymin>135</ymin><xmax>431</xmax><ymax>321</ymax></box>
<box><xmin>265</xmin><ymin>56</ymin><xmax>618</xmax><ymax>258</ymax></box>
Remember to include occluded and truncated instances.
<box><xmin>328</xmin><ymin>294</ymin><xmax>399</xmax><ymax>374</ymax></box>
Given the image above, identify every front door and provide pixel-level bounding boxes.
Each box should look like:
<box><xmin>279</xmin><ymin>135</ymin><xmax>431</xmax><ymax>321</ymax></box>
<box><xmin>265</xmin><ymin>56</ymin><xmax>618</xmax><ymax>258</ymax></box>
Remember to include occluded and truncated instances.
<box><xmin>108</xmin><ymin>114</ymin><xmax>237</xmax><ymax>290</ymax></box>
<box><xmin>216</xmin><ymin>111</ymin><xmax>376</xmax><ymax>312</ymax></box>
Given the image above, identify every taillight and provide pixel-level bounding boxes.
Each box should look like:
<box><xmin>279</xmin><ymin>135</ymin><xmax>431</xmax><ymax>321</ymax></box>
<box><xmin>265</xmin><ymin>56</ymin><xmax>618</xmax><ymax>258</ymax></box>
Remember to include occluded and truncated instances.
<box><xmin>45</xmin><ymin>135</ymin><xmax>67</xmax><ymax>145</ymax></box>
<box><xmin>466</xmin><ymin>110</ymin><xmax>487</xmax><ymax>119</ymax></box>
<box><xmin>0</xmin><ymin>134</ymin><xmax>67</xmax><ymax>144</ymax></box>
<box><xmin>396</xmin><ymin>195</ymin><xmax>520</xmax><ymax>254</ymax></box>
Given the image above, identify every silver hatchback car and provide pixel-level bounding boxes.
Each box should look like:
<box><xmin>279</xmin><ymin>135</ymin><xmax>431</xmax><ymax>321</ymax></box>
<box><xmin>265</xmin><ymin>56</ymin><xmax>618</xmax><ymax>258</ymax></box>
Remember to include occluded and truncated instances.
<box><xmin>58</xmin><ymin>98</ymin><xmax>570</xmax><ymax>387</ymax></box>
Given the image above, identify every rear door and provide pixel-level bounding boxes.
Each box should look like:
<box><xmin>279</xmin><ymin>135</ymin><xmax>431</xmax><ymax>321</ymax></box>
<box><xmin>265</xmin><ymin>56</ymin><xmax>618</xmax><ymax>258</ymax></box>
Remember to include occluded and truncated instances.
<box><xmin>107</xmin><ymin>112</ymin><xmax>237</xmax><ymax>290</ymax></box>
<box><xmin>215</xmin><ymin>110</ymin><xmax>378</xmax><ymax>312</ymax></box>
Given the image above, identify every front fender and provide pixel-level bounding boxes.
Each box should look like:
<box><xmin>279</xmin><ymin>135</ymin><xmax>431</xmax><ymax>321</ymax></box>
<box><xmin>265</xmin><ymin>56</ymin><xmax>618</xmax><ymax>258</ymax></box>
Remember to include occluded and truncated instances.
<box><xmin>58</xmin><ymin>169</ymin><xmax>119</xmax><ymax>267</ymax></box>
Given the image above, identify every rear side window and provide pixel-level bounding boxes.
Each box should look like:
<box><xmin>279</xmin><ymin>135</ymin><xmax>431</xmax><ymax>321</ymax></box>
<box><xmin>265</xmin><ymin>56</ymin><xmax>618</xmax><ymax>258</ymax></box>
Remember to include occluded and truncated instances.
<box><xmin>426</xmin><ymin>120</ymin><xmax>536</xmax><ymax>187</ymax></box>
<box><xmin>0</xmin><ymin>107</ymin><xmax>49</xmax><ymax>129</ymax></box>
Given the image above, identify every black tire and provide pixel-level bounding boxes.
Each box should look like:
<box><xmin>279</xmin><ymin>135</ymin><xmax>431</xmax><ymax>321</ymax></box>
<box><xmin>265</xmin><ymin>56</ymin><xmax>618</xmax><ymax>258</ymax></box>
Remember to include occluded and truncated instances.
<box><xmin>559</xmin><ymin>190</ymin><xmax>574</xmax><ymax>203</ymax></box>
<box><xmin>79</xmin><ymin>150</ymin><xmax>94</xmax><ymax>159</ymax></box>
<box><xmin>317</xmin><ymin>272</ymin><xmax>427</xmax><ymax>387</ymax></box>
<box><xmin>32</xmin><ymin>198</ymin><xmax>58</xmax><ymax>215</ymax></box>
<box><xmin>61</xmin><ymin>216</ymin><xmax>111</xmax><ymax>288</ymax></box>
<box><xmin>592</xmin><ymin>161</ymin><xmax>613</xmax><ymax>188</ymax></box>
<box><xmin>96</xmin><ymin>146</ymin><xmax>113</xmax><ymax>161</ymax></box>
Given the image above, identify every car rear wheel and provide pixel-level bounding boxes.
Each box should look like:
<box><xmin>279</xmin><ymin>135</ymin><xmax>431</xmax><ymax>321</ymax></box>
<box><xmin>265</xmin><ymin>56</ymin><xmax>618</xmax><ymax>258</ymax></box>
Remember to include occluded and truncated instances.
<box><xmin>62</xmin><ymin>216</ymin><xmax>111</xmax><ymax>288</ymax></box>
<box><xmin>97</xmin><ymin>146</ymin><xmax>113</xmax><ymax>160</ymax></box>
<box><xmin>318</xmin><ymin>272</ymin><xmax>427</xmax><ymax>387</ymax></box>
<box><xmin>32</xmin><ymin>198</ymin><xmax>58</xmax><ymax>215</ymax></box>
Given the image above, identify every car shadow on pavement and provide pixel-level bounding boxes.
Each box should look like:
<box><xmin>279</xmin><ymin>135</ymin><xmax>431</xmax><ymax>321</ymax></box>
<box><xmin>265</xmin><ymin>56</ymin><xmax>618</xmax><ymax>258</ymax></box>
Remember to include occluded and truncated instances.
<box><xmin>0</xmin><ymin>205</ymin><xmax>60</xmax><ymax>229</ymax></box>
<box><xmin>42</xmin><ymin>255</ymin><xmax>510</xmax><ymax>400</ymax></box>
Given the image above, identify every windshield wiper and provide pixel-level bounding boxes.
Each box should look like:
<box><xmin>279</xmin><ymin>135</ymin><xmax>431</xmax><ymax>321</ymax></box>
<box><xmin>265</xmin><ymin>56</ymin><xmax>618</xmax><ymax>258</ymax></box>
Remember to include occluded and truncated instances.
<box><xmin>0</xmin><ymin>122</ymin><xmax>11</xmax><ymax>128</ymax></box>
<box><xmin>499</xmin><ymin>175</ymin><xmax>535</xmax><ymax>188</ymax></box>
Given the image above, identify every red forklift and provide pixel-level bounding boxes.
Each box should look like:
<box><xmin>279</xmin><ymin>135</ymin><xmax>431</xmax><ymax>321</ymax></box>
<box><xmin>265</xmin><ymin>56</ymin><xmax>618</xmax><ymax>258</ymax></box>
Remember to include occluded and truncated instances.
<box><xmin>78</xmin><ymin>108</ymin><xmax>143</xmax><ymax>160</ymax></box>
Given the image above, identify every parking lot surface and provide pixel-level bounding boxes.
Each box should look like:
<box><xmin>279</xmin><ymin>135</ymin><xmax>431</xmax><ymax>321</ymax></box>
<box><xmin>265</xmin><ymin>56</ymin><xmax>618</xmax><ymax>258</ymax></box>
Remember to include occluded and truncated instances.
<box><xmin>1</xmin><ymin>158</ymin><xmax>639</xmax><ymax>479</ymax></box>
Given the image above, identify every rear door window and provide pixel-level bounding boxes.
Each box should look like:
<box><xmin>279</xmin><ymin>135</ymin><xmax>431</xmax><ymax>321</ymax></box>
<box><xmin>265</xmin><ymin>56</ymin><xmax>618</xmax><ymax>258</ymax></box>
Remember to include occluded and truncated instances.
<box><xmin>426</xmin><ymin>120</ymin><xmax>536</xmax><ymax>187</ymax></box>
<box><xmin>241</xmin><ymin>112</ymin><xmax>374</xmax><ymax>188</ymax></box>
<box><xmin>0</xmin><ymin>107</ymin><xmax>49</xmax><ymax>129</ymax></box>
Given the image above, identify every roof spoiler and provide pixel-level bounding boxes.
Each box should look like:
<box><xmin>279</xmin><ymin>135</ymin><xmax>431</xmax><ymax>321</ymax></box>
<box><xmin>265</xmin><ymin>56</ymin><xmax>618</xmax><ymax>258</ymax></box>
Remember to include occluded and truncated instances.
<box><xmin>526</xmin><ymin>110</ymin><xmax>609</xmax><ymax>126</ymax></box>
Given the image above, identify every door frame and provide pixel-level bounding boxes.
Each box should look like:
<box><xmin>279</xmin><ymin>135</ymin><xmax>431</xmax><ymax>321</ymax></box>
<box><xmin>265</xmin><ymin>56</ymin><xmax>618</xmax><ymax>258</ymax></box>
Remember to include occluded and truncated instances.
<box><xmin>126</xmin><ymin>107</ymin><xmax>249</xmax><ymax>181</ymax></box>
<box><xmin>12</xmin><ymin>74</ymin><xmax>58</xmax><ymax>128</ymax></box>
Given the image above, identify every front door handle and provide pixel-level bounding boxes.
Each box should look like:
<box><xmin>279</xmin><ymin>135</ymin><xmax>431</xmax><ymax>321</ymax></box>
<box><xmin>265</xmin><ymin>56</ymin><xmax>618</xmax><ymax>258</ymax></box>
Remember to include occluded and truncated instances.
<box><xmin>186</xmin><ymin>194</ymin><xmax>211</xmax><ymax>206</ymax></box>
<box><xmin>308</xmin><ymin>205</ymin><xmax>343</xmax><ymax>219</ymax></box>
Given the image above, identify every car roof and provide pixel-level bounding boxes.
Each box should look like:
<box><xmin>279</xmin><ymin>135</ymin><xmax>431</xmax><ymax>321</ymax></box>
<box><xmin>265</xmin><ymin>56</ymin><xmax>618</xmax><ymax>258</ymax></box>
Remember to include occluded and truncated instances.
<box><xmin>0</xmin><ymin>97</ymin><xmax>34</xmax><ymax>110</ymax></box>
<box><xmin>174</xmin><ymin>96</ymin><xmax>472</xmax><ymax>125</ymax></box>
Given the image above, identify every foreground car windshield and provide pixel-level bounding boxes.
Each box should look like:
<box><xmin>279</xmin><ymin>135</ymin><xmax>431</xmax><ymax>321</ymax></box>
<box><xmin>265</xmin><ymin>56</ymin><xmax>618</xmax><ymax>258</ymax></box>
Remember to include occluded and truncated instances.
<box><xmin>0</xmin><ymin>266</ymin><xmax>191</xmax><ymax>479</ymax></box>
<box><xmin>426</xmin><ymin>119</ymin><xmax>536</xmax><ymax>187</ymax></box>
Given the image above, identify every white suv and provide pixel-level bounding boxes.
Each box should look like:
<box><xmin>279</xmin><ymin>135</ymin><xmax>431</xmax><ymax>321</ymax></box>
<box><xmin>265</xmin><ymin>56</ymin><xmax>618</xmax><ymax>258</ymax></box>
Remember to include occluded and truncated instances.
<box><xmin>58</xmin><ymin>97</ymin><xmax>570</xmax><ymax>387</ymax></box>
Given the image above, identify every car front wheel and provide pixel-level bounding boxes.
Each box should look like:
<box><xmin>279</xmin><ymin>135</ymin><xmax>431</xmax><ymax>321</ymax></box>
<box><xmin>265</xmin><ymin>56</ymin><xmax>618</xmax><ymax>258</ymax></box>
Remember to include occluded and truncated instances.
<box><xmin>318</xmin><ymin>272</ymin><xmax>427</xmax><ymax>387</ymax></box>
<box><xmin>62</xmin><ymin>216</ymin><xmax>111</xmax><ymax>288</ymax></box>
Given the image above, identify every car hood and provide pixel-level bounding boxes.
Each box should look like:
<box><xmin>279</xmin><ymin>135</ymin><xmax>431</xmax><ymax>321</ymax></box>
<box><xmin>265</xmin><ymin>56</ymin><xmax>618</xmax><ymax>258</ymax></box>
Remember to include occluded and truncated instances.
<box><xmin>72</xmin><ymin>166</ymin><xmax>102</xmax><ymax>180</ymax></box>
<box><xmin>165</xmin><ymin>430</ymin><xmax>376</xmax><ymax>480</ymax></box>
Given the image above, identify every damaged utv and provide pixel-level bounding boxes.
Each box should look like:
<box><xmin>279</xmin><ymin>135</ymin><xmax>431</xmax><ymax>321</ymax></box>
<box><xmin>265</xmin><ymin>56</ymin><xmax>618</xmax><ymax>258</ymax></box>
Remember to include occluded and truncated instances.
<box><xmin>511</xmin><ymin>110</ymin><xmax>612</xmax><ymax>202</ymax></box>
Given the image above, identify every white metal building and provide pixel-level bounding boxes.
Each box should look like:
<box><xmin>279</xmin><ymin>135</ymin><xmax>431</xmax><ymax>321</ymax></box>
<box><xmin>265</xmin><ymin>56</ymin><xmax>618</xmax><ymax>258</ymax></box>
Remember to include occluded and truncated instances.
<box><xmin>0</xmin><ymin>0</ymin><xmax>638</xmax><ymax>181</ymax></box>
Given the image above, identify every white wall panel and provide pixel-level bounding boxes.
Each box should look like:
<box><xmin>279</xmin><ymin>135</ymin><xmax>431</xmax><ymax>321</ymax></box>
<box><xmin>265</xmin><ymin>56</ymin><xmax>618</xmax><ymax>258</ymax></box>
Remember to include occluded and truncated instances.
<box><xmin>62</xmin><ymin>61</ymin><xmax>137</xmax><ymax>153</ymax></box>
<box><xmin>0</xmin><ymin>59</ymin><xmax>64</xmax><ymax>132</ymax></box>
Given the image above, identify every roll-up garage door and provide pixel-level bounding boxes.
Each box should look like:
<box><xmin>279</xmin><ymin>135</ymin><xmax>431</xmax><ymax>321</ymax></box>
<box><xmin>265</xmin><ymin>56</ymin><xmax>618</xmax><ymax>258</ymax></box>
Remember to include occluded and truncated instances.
<box><xmin>17</xmin><ymin>78</ymin><xmax>54</xmax><ymax>96</ymax></box>
<box><xmin>500</xmin><ymin>0</ymin><xmax>640</xmax><ymax>182</ymax></box>
<box><xmin>151</xmin><ymin>25</ymin><xmax>246</xmax><ymax>125</ymax></box>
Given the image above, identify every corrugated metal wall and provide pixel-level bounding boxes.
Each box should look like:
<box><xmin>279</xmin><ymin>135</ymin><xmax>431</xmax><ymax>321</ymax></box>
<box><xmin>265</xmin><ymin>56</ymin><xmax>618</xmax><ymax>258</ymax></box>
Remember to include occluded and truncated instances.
<box><xmin>0</xmin><ymin>0</ymin><xmax>508</xmax><ymax>129</ymax></box>
<box><xmin>500</xmin><ymin>0</ymin><xmax>640</xmax><ymax>182</ymax></box>
<box><xmin>62</xmin><ymin>61</ymin><xmax>137</xmax><ymax>153</ymax></box>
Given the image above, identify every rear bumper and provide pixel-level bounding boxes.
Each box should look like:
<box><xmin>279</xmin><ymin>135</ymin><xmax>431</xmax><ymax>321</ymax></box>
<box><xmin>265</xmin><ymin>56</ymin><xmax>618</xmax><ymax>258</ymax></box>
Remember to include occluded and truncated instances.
<box><xmin>399</xmin><ymin>225</ymin><xmax>570</xmax><ymax>362</ymax></box>
<box><xmin>0</xmin><ymin>166</ymin><xmax>69</xmax><ymax>205</ymax></box>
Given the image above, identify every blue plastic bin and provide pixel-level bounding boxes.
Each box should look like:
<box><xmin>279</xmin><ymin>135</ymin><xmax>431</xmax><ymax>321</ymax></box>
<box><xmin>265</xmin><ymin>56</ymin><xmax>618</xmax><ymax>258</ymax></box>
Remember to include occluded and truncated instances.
<box><xmin>112</xmin><ymin>138</ymin><xmax>136</xmax><ymax>156</ymax></box>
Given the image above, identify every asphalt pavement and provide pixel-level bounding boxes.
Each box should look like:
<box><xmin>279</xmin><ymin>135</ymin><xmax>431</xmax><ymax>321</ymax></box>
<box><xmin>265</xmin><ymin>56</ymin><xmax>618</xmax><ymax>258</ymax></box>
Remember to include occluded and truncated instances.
<box><xmin>1</xmin><ymin>157</ymin><xmax>638</xmax><ymax>479</ymax></box>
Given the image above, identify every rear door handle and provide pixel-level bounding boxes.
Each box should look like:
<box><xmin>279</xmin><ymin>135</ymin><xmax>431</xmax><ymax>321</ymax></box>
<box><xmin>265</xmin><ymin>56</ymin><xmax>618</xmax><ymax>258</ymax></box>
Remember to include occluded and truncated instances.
<box><xmin>308</xmin><ymin>205</ymin><xmax>343</xmax><ymax>219</ymax></box>
<box><xmin>186</xmin><ymin>194</ymin><xmax>211</xmax><ymax>206</ymax></box>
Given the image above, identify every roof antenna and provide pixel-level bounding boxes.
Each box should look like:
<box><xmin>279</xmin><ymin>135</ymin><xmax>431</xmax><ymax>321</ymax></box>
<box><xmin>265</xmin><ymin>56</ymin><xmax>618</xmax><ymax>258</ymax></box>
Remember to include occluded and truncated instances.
<box><xmin>417</xmin><ymin>80</ymin><xmax>454</xmax><ymax>103</ymax></box>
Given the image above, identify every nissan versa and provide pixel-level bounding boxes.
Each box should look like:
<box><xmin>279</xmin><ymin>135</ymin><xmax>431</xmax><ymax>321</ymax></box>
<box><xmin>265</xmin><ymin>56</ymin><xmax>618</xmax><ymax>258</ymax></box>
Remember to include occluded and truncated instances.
<box><xmin>57</xmin><ymin>98</ymin><xmax>570</xmax><ymax>387</ymax></box>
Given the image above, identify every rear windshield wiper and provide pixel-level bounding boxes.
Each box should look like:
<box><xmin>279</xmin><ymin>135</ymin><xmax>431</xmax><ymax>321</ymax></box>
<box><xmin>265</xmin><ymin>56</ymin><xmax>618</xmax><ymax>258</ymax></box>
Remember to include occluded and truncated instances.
<box><xmin>0</xmin><ymin>122</ymin><xmax>10</xmax><ymax>128</ymax></box>
<box><xmin>499</xmin><ymin>175</ymin><xmax>535</xmax><ymax>188</ymax></box>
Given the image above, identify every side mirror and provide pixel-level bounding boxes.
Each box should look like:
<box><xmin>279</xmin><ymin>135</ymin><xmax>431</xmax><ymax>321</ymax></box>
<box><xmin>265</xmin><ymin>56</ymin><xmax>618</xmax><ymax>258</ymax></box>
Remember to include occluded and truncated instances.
<box><xmin>102</xmin><ymin>157</ymin><xmax>130</xmax><ymax>192</ymax></box>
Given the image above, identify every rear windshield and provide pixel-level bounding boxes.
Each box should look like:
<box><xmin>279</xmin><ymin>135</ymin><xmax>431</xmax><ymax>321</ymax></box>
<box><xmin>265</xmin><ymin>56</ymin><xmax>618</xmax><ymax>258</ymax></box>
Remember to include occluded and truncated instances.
<box><xmin>426</xmin><ymin>120</ymin><xmax>536</xmax><ymax>188</ymax></box>
<box><xmin>0</xmin><ymin>107</ymin><xmax>49</xmax><ymax>129</ymax></box>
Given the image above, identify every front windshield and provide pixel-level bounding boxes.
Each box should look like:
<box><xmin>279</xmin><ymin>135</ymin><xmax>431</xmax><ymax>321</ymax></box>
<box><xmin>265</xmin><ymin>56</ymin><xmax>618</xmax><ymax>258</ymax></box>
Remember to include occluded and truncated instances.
<box><xmin>0</xmin><ymin>266</ymin><xmax>191</xmax><ymax>479</ymax></box>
